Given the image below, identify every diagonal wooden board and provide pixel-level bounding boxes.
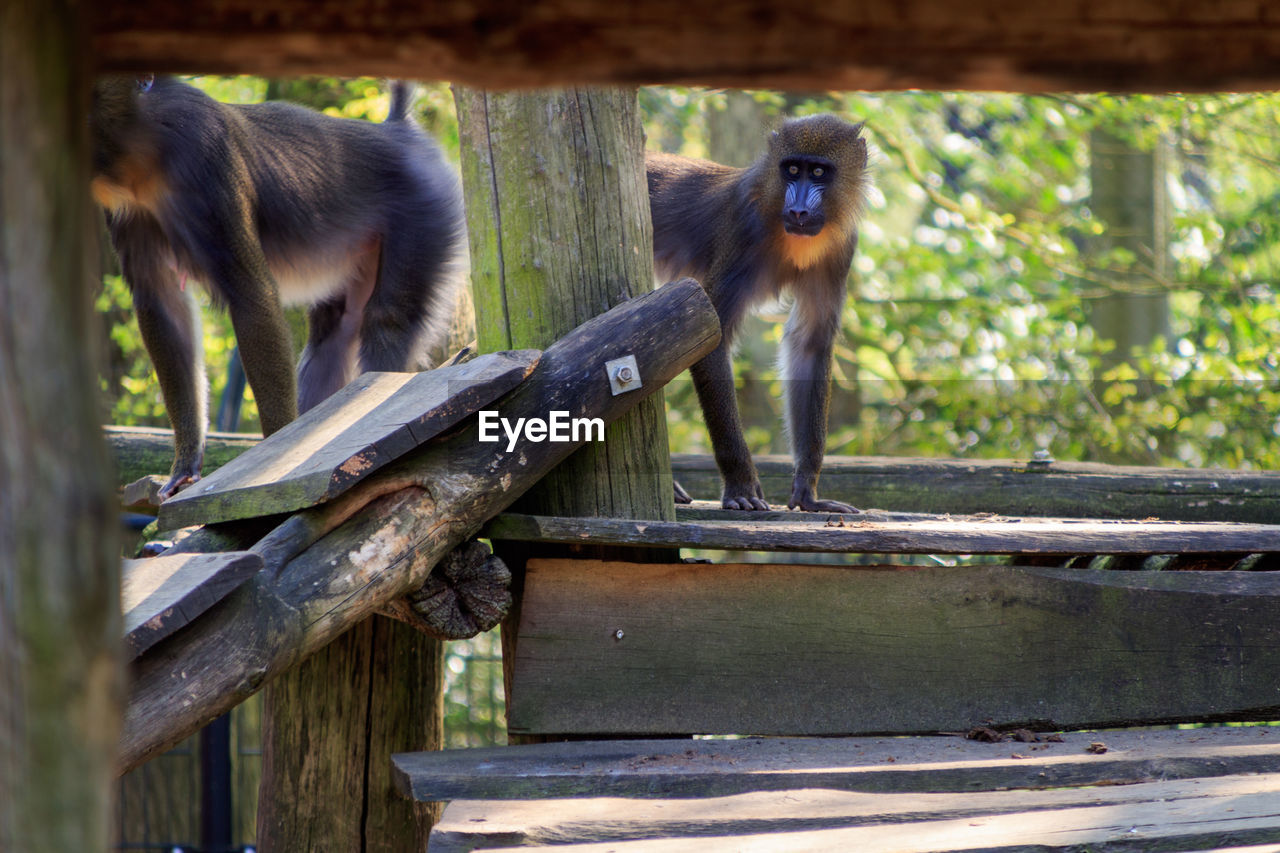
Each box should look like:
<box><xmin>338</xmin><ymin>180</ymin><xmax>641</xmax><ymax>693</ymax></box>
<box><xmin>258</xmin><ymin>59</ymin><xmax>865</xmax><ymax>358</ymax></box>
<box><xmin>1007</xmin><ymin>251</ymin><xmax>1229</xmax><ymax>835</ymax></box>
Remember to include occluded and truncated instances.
<box><xmin>122</xmin><ymin>551</ymin><xmax>263</xmax><ymax>659</ymax></box>
<box><xmin>159</xmin><ymin>349</ymin><xmax>540</xmax><ymax>528</ymax></box>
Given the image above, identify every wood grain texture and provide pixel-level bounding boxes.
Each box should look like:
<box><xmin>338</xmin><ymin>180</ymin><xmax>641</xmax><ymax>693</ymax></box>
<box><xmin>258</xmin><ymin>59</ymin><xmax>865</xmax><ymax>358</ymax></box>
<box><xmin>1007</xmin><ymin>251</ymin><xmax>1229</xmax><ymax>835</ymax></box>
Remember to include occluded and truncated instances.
<box><xmin>507</xmin><ymin>559</ymin><xmax>1280</xmax><ymax>736</ymax></box>
<box><xmin>1</xmin><ymin>3</ymin><xmax>120</xmax><ymax>849</ymax></box>
<box><xmin>158</xmin><ymin>350</ymin><xmax>540</xmax><ymax>528</ymax></box>
<box><xmin>121</xmin><ymin>551</ymin><xmax>263</xmax><ymax>658</ymax></box>
<box><xmin>673</xmin><ymin>453</ymin><xmax>1280</xmax><ymax>523</ymax></box>
<box><xmin>486</xmin><ymin>513</ymin><xmax>1280</xmax><ymax>555</ymax></box>
<box><xmin>428</xmin><ymin>773</ymin><xmax>1280</xmax><ymax>851</ymax></box>
<box><xmin>393</xmin><ymin>725</ymin><xmax>1280</xmax><ymax>800</ymax></box>
<box><xmin>92</xmin><ymin>1</ymin><xmax>1280</xmax><ymax>93</ymax></box>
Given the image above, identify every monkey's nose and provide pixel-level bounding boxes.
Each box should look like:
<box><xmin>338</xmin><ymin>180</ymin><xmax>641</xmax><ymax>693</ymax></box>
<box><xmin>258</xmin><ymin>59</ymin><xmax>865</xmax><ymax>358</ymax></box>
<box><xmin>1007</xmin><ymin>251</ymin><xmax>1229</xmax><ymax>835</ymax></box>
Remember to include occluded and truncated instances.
<box><xmin>788</xmin><ymin>209</ymin><xmax>809</xmax><ymax>223</ymax></box>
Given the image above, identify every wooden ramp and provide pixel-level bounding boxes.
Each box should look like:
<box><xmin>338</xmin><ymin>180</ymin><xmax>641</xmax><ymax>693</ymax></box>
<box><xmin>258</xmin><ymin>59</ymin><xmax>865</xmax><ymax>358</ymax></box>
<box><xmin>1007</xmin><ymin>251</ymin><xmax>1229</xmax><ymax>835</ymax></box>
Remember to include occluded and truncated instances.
<box><xmin>394</xmin><ymin>726</ymin><xmax>1280</xmax><ymax>851</ymax></box>
<box><xmin>159</xmin><ymin>349</ymin><xmax>539</xmax><ymax>528</ymax></box>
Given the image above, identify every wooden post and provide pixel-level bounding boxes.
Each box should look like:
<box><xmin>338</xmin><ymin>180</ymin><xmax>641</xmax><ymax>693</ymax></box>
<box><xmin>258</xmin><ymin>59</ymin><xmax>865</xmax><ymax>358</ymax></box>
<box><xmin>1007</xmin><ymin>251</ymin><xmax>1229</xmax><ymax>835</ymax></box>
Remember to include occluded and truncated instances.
<box><xmin>453</xmin><ymin>86</ymin><xmax>676</xmax><ymax>731</ymax></box>
<box><xmin>1087</xmin><ymin>127</ymin><xmax>1171</xmax><ymax>384</ymax></box>
<box><xmin>0</xmin><ymin>2</ymin><xmax>122</xmax><ymax>850</ymax></box>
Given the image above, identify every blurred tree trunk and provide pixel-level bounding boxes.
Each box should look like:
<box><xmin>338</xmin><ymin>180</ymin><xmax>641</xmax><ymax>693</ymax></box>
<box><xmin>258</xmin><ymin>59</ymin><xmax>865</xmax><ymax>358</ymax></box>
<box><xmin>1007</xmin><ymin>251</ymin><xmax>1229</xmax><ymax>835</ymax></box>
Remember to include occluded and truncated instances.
<box><xmin>0</xmin><ymin>2</ymin><xmax>123</xmax><ymax>851</ymax></box>
<box><xmin>1088</xmin><ymin>127</ymin><xmax>1171</xmax><ymax>381</ymax></box>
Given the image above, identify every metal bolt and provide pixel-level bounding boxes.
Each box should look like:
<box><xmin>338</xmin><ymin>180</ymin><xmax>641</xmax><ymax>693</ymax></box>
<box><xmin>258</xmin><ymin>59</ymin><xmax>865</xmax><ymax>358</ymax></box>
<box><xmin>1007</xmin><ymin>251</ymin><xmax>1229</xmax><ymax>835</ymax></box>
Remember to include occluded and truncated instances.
<box><xmin>615</xmin><ymin>365</ymin><xmax>634</xmax><ymax>384</ymax></box>
<box><xmin>1028</xmin><ymin>449</ymin><xmax>1054</xmax><ymax>470</ymax></box>
<box><xmin>613</xmin><ymin>629</ymin><xmax>625</xmax><ymax>641</ymax></box>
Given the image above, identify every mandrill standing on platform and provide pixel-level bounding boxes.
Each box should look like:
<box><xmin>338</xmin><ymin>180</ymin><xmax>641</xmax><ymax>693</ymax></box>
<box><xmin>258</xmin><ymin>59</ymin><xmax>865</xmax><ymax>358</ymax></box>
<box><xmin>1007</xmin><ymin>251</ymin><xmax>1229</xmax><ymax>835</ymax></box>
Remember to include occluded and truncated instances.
<box><xmin>647</xmin><ymin>114</ymin><xmax>868</xmax><ymax>513</ymax></box>
<box><xmin>90</xmin><ymin>76</ymin><xmax>464</xmax><ymax>499</ymax></box>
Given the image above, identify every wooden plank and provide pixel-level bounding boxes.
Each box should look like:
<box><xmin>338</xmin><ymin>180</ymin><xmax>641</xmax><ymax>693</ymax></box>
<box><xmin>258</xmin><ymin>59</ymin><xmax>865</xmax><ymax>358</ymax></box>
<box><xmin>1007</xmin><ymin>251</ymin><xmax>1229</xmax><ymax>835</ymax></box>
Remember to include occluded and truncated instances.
<box><xmin>507</xmin><ymin>560</ymin><xmax>1280</xmax><ymax>736</ymax></box>
<box><xmin>93</xmin><ymin>1</ymin><xmax>1280</xmax><ymax>93</ymax></box>
<box><xmin>393</xmin><ymin>726</ymin><xmax>1280</xmax><ymax>801</ymax></box>
<box><xmin>674</xmin><ymin>453</ymin><xmax>1280</xmax><ymax>524</ymax></box>
<box><xmin>159</xmin><ymin>350</ymin><xmax>539</xmax><ymax>528</ymax></box>
<box><xmin>121</xmin><ymin>551</ymin><xmax>262</xmax><ymax>658</ymax></box>
<box><xmin>438</xmin><ymin>791</ymin><xmax>1280</xmax><ymax>851</ymax></box>
<box><xmin>429</xmin><ymin>772</ymin><xmax>1280</xmax><ymax>851</ymax></box>
<box><xmin>486</xmin><ymin>512</ymin><xmax>1280</xmax><ymax>555</ymax></box>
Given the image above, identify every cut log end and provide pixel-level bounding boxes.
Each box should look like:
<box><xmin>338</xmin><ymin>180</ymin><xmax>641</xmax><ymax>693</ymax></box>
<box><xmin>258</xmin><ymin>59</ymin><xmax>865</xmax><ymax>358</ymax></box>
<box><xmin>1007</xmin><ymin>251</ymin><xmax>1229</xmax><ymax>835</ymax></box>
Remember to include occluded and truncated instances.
<box><xmin>379</xmin><ymin>540</ymin><xmax>513</xmax><ymax>640</ymax></box>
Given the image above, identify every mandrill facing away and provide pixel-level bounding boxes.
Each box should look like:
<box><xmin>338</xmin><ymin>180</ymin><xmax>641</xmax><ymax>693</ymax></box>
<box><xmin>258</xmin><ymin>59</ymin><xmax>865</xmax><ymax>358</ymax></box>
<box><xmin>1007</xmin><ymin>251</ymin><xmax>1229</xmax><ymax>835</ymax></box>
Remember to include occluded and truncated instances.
<box><xmin>91</xmin><ymin>76</ymin><xmax>464</xmax><ymax>499</ymax></box>
<box><xmin>647</xmin><ymin>114</ymin><xmax>869</xmax><ymax>513</ymax></box>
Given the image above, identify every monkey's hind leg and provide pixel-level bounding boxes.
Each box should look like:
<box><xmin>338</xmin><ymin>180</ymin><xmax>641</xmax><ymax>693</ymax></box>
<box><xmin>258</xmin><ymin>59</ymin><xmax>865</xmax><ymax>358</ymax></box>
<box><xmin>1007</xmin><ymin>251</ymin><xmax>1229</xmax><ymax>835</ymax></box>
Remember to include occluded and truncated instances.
<box><xmin>355</xmin><ymin>223</ymin><xmax>458</xmax><ymax>377</ymax></box>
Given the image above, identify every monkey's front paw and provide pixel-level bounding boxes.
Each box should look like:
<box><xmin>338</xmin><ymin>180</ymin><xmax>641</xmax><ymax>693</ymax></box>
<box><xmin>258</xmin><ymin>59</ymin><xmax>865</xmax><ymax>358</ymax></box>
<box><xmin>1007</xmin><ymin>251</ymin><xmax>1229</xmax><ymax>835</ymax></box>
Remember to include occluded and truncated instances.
<box><xmin>673</xmin><ymin>480</ymin><xmax>694</xmax><ymax>504</ymax></box>
<box><xmin>788</xmin><ymin>486</ymin><xmax>859</xmax><ymax>514</ymax></box>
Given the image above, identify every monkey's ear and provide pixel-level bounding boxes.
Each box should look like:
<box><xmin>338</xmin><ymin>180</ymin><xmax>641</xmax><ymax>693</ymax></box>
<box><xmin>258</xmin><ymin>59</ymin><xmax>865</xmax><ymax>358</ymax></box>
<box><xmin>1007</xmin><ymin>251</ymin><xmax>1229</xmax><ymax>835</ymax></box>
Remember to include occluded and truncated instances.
<box><xmin>851</xmin><ymin>121</ymin><xmax>866</xmax><ymax>135</ymax></box>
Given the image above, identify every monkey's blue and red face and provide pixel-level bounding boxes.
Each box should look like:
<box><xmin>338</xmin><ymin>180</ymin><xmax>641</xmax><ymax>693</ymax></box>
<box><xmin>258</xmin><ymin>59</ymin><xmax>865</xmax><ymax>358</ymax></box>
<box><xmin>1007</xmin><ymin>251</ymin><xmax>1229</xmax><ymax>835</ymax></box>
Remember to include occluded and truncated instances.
<box><xmin>779</xmin><ymin>156</ymin><xmax>834</xmax><ymax>236</ymax></box>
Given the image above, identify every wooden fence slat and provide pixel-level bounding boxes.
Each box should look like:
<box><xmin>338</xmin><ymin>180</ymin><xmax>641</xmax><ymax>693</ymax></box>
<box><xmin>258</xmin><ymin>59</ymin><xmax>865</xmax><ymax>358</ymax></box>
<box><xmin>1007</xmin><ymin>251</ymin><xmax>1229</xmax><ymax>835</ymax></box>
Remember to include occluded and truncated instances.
<box><xmin>158</xmin><ymin>350</ymin><xmax>539</xmax><ymax>528</ymax></box>
<box><xmin>486</xmin><ymin>512</ymin><xmax>1280</xmax><ymax>554</ymax></box>
<box><xmin>673</xmin><ymin>453</ymin><xmax>1280</xmax><ymax>524</ymax></box>
<box><xmin>393</xmin><ymin>726</ymin><xmax>1280</xmax><ymax>801</ymax></box>
<box><xmin>506</xmin><ymin>560</ymin><xmax>1280</xmax><ymax>736</ymax></box>
<box><xmin>427</xmin><ymin>773</ymin><xmax>1280</xmax><ymax>852</ymax></box>
<box><xmin>121</xmin><ymin>551</ymin><xmax>262</xmax><ymax>658</ymax></box>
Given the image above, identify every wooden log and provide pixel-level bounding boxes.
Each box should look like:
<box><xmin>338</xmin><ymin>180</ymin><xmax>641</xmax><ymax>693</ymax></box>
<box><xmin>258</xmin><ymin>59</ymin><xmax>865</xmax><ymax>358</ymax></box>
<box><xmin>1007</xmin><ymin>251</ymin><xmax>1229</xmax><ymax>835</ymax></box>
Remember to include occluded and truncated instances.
<box><xmin>393</xmin><ymin>725</ymin><xmax>1280</xmax><ymax>800</ymax></box>
<box><xmin>93</xmin><ymin>1</ymin><xmax>1280</xmax><ymax>93</ymax></box>
<box><xmin>106</xmin><ymin>426</ymin><xmax>259</xmax><ymax>493</ymax></box>
<box><xmin>672</xmin><ymin>453</ymin><xmax>1280</xmax><ymax>524</ymax></box>
<box><xmin>122</xmin><ymin>551</ymin><xmax>263</xmax><ymax>658</ymax></box>
<box><xmin>159</xmin><ymin>350</ymin><xmax>539</xmax><ymax>528</ymax></box>
<box><xmin>506</xmin><ymin>559</ymin><xmax>1280</xmax><ymax>736</ymax></box>
<box><xmin>486</xmin><ymin>513</ymin><xmax>1280</xmax><ymax>555</ymax></box>
<box><xmin>118</xmin><ymin>277</ymin><xmax>720</xmax><ymax>773</ymax></box>
<box><xmin>425</xmin><ymin>770</ymin><xmax>1280</xmax><ymax>851</ymax></box>
<box><xmin>0</xmin><ymin>2</ymin><xmax>120</xmax><ymax>849</ymax></box>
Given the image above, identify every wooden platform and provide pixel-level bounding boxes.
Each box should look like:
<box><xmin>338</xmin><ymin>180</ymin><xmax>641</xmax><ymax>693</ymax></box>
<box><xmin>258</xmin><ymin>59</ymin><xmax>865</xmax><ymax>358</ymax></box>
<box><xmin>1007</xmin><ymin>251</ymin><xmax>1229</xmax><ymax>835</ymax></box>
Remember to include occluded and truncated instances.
<box><xmin>394</xmin><ymin>726</ymin><xmax>1280</xmax><ymax>851</ymax></box>
<box><xmin>486</xmin><ymin>510</ymin><xmax>1280</xmax><ymax>555</ymax></box>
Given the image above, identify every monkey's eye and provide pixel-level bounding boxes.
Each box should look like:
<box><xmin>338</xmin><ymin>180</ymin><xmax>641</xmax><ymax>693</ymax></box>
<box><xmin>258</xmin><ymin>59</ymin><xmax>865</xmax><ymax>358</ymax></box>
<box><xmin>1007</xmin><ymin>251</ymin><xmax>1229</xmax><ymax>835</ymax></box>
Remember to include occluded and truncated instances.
<box><xmin>788</xmin><ymin>164</ymin><xmax>800</xmax><ymax>176</ymax></box>
<box><xmin>812</xmin><ymin>166</ymin><xmax>825</xmax><ymax>178</ymax></box>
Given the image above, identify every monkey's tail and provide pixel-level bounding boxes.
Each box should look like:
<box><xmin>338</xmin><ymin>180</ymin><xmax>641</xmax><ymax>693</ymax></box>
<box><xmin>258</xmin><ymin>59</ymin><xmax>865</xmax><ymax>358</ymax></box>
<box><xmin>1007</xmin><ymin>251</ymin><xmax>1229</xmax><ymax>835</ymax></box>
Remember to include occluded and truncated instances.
<box><xmin>388</xmin><ymin>81</ymin><xmax>416</xmax><ymax>122</ymax></box>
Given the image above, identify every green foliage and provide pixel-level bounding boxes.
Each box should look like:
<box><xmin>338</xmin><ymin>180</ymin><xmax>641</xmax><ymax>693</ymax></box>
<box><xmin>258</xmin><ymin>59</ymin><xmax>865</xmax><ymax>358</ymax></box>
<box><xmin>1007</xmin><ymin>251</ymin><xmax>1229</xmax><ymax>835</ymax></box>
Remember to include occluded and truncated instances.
<box><xmin>642</xmin><ymin>88</ymin><xmax>1280</xmax><ymax>471</ymax></box>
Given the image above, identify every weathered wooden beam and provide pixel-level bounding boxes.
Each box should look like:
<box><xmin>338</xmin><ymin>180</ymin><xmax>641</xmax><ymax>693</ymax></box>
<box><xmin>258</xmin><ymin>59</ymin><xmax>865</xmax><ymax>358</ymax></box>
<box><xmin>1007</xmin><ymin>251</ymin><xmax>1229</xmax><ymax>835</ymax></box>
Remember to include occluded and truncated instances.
<box><xmin>506</xmin><ymin>559</ymin><xmax>1280</xmax><ymax>736</ymax></box>
<box><xmin>486</xmin><ymin>513</ymin><xmax>1280</xmax><ymax>555</ymax></box>
<box><xmin>673</xmin><ymin>453</ymin><xmax>1280</xmax><ymax>524</ymax></box>
<box><xmin>424</xmin><ymin>771</ymin><xmax>1280</xmax><ymax>852</ymax></box>
<box><xmin>106</xmin><ymin>425</ymin><xmax>259</xmax><ymax>491</ymax></box>
<box><xmin>393</xmin><ymin>726</ymin><xmax>1280</xmax><ymax>801</ymax></box>
<box><xmin>118</xmin><ymin>277</ymin><xmax>720</xmax><ymax>773</ymax></box>
<box><xmin>121</xmin><ymin>551</ymin><xmax>263</xmax><ymax>658</ymax></box>
<box><xmin>92</xmin><ymin>1</ymin><xmax>1280</xmax><ymax>93</ymax></box>
<box><xmin>107</xmin><ymin>440</ymin><xmax>1280</xmax><ymax>523</ymax></box>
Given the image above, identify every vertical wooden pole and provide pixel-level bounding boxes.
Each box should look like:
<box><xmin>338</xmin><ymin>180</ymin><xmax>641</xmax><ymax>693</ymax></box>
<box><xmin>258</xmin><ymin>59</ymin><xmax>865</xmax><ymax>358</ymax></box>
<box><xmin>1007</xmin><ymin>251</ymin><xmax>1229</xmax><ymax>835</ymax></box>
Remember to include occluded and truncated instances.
<box><xmin>257</xmin><ymin>617</ymin><xmax>443</xmax><ymax>850</ymax></box>
<box><xmin>0</xmin><ymin>2</ymin><xmax>122</xmax><ymax>850</ymax></box>
<box><xmin>454</xmin><ymin>86</ymin><xmax>676</xmax><ymax>736</ymax></box>
<box><xmin>1088</xmin><ymin>127</ymin><xmax>1171</xmax><ymax>377</ymax></box>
